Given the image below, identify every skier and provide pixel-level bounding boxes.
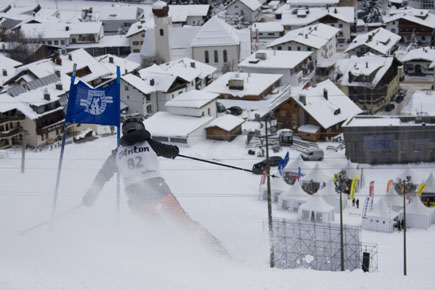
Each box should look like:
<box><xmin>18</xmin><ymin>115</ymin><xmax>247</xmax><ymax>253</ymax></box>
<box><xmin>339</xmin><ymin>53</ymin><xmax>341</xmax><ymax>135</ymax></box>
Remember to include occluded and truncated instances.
<box><xmin>81</xmin><ymin>117</ymin><xmax>226</xmax><ymax>254</ymax></box>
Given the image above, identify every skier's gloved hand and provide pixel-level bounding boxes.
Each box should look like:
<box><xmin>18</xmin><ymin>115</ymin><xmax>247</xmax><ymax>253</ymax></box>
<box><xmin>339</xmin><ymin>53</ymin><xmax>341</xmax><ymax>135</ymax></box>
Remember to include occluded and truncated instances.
<box><xmin>82</xmin><ymin>190</ymin><xmax>98</xmax><ymax>207</ymax></box>
<box><xmin>172</xmin><ymin>146</ymin><xmax>179</xmax><ymax>159</ymax></box>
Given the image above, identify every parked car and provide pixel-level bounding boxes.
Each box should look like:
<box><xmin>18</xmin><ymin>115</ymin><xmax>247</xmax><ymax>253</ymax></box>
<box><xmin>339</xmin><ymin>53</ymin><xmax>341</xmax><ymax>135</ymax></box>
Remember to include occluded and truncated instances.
<box><xmin>227</xmin><ymin>106</ymin><xmax>243</xmax><ymax>116</ymax></box>
<box><xmin>301</xmin><ymin>148</ymin><xmax>324</xmax><ymax>161</ymax></box>
<box><xmin>385</xmin><ymin>103</ymin><xmax>395</xmax><ymax>112</ymax></box>
<box><xmin>252</xmin><ymin>156</ymin><xmax>283</xmax><ymax>174</ymax></box>
<box><xmin>395</xmin><ymin>94</ymin><xmax>404</xmax><ymax>103</ymax></box>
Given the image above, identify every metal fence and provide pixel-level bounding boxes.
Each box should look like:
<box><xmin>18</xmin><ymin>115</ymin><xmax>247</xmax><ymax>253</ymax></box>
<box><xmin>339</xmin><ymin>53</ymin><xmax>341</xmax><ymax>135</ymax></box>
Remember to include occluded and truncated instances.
<box><xmin>272</xmin><ymin>218</ymin><xmax>378</xmax><ymax>272</ymax></box>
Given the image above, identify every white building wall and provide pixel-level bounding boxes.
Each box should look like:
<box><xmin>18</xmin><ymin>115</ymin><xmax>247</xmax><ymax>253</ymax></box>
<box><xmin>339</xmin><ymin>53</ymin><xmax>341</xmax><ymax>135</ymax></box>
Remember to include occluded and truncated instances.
<box><xmin>129</xmin><ymin>33</ymin><xmax>145</xmax><ymax>53</ymax></box>
<box><xmin>192</xmin><ymin>45</ymin><xmax>239</xmax><ymax>72</ymax></box>
<box><xmin>121</xmin><ymin>79</ymin><xmax>156</xmax><ymax>116</ymax></box>
<box><xmin>238</xmin><ymin>66</ymin><xmax>296</xmax><ymax>85</ymax></box>
<box><xmin>226</xmin><ymin>1</ymin><xmax>256</xmax><ymax>23</ymax></box>
<box><xmin>154</xmin><ymin>15</ymin><xmax>172</xmax><ymax>63</ymax></box>
<box><xmin>167</xmin><ymin>101</ymin><xmax>217</xmax><ymax>117</ymax></box>
<box><xmin>186</xmin><ymin>16</ymin><xmax>205</xmax><ymax>26</ymax></box>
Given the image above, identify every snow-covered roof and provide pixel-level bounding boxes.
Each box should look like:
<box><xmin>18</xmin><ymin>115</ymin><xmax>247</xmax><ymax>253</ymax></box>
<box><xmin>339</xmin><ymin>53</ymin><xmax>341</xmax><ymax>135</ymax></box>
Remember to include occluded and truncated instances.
<box><xmin>292</xmin><ymin>79</ymin><xmax>362</xmax><ymax>129</ymax></box>
<box><xmin>302</xmin><ymin>164</ymin><xmax>330</xmax><ymax>183</ymax></box>
<box><xmin>239</xmin><ymin>49</ymin><xmax>312</xmax><ymax>70</ymax></box>
<box><xmin>400</xmin><ymin>47</ymin><xmax>435</xmax><ymax>63</ymax></box>
<box><xmin>97</xmin><ymin>6</ymin><xmax>139</xmax><ymax>20</ymax></box>
<box><xmin>407</xmin><ymin>197</ymin><xmax>435</xmax><ymax>216</ymax></box>
<box><xmin>206</xmin><ymin>114</ymin><xmax>245</xmax><ymax>131</ymax></box>
<box><xmin>345</xmin><ymin>28</ymin><xmax>401</xmax><ymax>56</ymax></box>
<box><xmin>233</xmin><ymin>0</ymin><xmax>262</xmax><ymax>12</ymax></box>
<box><xmin>279</xmin><ymin>6</ymin><xmax>355</xmax><ymax>26</ymax></box>
<box><xmin>20</xmin><ymin>22</ymin><xmax>102</xmax><ymax>39</ymax></box>
<box><xmin>126</xmin><ymin>21</ymin><xmax>146</xmax><ymax>38</ymax></box>
<box><xmin>169</xmin><ymin>5</ymin><xmax>209</xmax><ymax>18</ymax></box>
<box><xmin>144</xmin><ymin>111</ymin><xmax>213</xmax><ymax>137</ymax></box>
<box><xmin>96</xmin><ymin>54</ymin><xmax>141</xmax><ymax>76</ymax></box>
<box><xmin>278</xmin><ymin>184</ymin><xmax>310</xmax><ymax>202</ymax></box>
<box><xmin>344</xmin><ymin>115</ymin><xmax>435</xmax><ymax>127</ymax></box>
<box><xmin>342</xmin><ymin>160</ymin><xmax>360</xmax><ymax>179</ymax></box>
<box><xmin>170</xmin><ymin>26</ymin><xmax>202</xmax><ymax>59</ymax></box>
<box><xmin>384</xmin><ymin>7</ymin><xmax>435</xmax><ymax>29</ymax></box>
<box><xmin>298</xmin><ymin>124</ymin><xmax>320</xmax><ymax>133</ymax></box>
<box><xmin>283</xmin><ymin>155</ymin><xmax>312</xmax><ymax>173</ymax></box>
<box><xmin>397</xmin><ymin>165</ymin><xmax>421</xmax><ymax>184</ymax></box>
<box><xmin>204</xmin><ymin>72</ymin><xmax>282</xmax><ymax>98</ymax></box>
<box><xmin>252</xmin><ymin>22</ymin><xmax>284</xmax><ymax>33</ymax></box>
<box><xmin>402</xmin><ymin>90</ymin><xmax>435</xmax><ymax>116</ymax></box>
<box><xmin>385</xmin><ymin>186</ymin><xmax>404</xmax><ymax>209</ymax></box>
<box><xmin>268</xmin><ymin>23</ymin><xmax>339</xmax><ymax>49</ymax></box>
<box><xmin>66</xmin><ymin>35</ymin><xmax>130</xmax><ymax>49</ymax></box>
<box><xmin>0</xmin><ymin>55</ymin><xmax>22</xmax><ymax>86</ymax></box>
<box><xmin>368</xmin><ymin>197</ymin><xmax>399</xmax><ymax>219</ymax></box>
<box><xmin>423</xmin><ymin>172</ymin><xmax>435</xmax><ymax>193</ymax></box>
<box><xmin>165</xmin><ymin>90</ymin><xmax>219</xmax><ymax>109</ymax></box>
<box><xmin>299</xmin><ymin>195</ymin><xmax>334</xmax><ymax>213</ymax></box>
<box><xmin>338</xmin><ymin>55</ymin><xmax>395</xmax><ymax>89</ymax></box>
<box><xmin>191</xmin><ymin>16</ymin><xmax>240</xmax><ymax>47</ymax></box>
<box><xmin>138</xmin><ymin>64</ymin><xmax>177</xmax><ymax>92</ymax></box>
<box><xmin>121</xmin><ymin>73</ymin><xmax>156</xmax><ymax>95</ymax></box>
<box><xmin>159</xmin><ymin>58</ymin><xmax>216</xmax><ymax>81</ymax></box>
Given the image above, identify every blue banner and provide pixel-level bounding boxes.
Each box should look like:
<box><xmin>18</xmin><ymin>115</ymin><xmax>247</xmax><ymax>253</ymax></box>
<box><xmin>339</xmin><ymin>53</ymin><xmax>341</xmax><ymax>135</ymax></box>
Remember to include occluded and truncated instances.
<box><xmin>65</xmin><ymin>81</ymin><xmax>120</xmax><ymax>126</ymax></box>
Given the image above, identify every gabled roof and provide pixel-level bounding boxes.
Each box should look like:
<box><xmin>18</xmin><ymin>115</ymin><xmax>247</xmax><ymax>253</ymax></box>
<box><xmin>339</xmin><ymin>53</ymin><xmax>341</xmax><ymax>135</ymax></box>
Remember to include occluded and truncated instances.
<box><xmin>159</xmin><ymin>58</ymin><xmax>216</xmax><ymax>81</ymax></box>
<box><xmin>96</xmin><ymin>54</ymin><xmax>141</xmax><ymax>76</ymax></box>
<box><xmin>279</xmin><ymin>6</ymin><xmax>355</xmax><ymax>26</ymax></box>
<box><xmin>206</xmin><ymin>114</ymin><xmax>245</xmax><ymax>131</ymax></box>
<box><xmin>138</xmin><ymin>64</ymin><xmax>178</xmax><ymax>93</ymax></box>
<box><xmin>165</xmin><ymin>90</ymin><xmax>219</xmax><ymax>109</ymax></box>
<box><xmin>345</xmin><ymin>28</ymin><xmax>401</xmax><ymax>56</ymax></box>
<box><xmin>230</xmin><ymin>0</ymin><xmax>261</xmax><ymax>12</ymax></box>
<box><xmin>292</xmin><ymin>79</ymin><xmax>362</xmax><ymax>129</ymax></box>
<box><xmin>268</xmin><ymin>23</ymin><xmax>339</xmax><ymax>49</ymax></box>
<box><xmin>20</xmin><ymin>22</ymin><xmax>103</xmax><ymax>39</ymax></box>
<box><xmin>126</xmin><ymin>21</ymin><xmax>146</xmax><ymax>38</ymax></box>
<box><xmin>384</xmin><ymin>7</ymin><xmax>435</xmax><ymax>29</ymax></box>
<box><xmin>400</xmin><ymin>47</ymin><xmax>435</xmax><ymax>63</ymax></box>
<box><xmin>239</xmin><ymin>49</ymin><xmax>312</xmax><ymax>69</ymax></box>
<box><xmin>338</xmin><ymin>55</ymin><xmax>395</xmax><ymax>89</ymax></box>
<box><xmin>191</xmin><ymin>16</ymin><xmax>240</xmax><ymax>47</ymax></box>
<box><xmin>121</xmin><ymin>73</ymin><xmax>156</xmax><ymax>95</ymax></box>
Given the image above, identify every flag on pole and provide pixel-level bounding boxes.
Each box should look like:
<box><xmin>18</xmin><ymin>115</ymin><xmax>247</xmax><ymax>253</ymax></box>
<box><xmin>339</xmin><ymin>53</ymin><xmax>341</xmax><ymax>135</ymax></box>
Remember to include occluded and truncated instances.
<box><xmin>283</xmin><ymin>151</ymin><xmax>290</xmax><ymax>168</ymax></box>
<box><xmin>277</xmin><ymin>160</ymin><xmax>283</xmax><ymax>176</ymax></box>
<box><xmin>297</xmin><ymin>166</ymin><xmax>301</xmax><ymax>180</ymax></box>
<box><xmin>260</xmin><ymin>169</ymin><xmax>267</xmax><ymax>186</ymax></box>
<box><xmin>369</xmin><ymin>181</ymin><xmax>375</xmax><ymax>209</ymax></box>
<box><xmin>65</xmin><ymin>80</ymin><xmax>120</xmax><ymax>126</ymax></box>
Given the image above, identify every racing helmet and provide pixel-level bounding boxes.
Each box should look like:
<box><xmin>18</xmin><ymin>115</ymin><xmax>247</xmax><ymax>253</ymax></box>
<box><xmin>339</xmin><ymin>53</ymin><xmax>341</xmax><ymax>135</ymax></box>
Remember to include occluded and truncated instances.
<box><xmin>122</xmin><ymin>117</ymin><xmax>145</xmax><ymax>135</ymax></box>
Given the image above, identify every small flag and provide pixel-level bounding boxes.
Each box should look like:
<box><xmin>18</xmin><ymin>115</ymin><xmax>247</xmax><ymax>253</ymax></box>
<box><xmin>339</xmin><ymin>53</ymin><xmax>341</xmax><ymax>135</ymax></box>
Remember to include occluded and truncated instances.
<box><xmin>65</xmin><ymin>80</ymin><xmax>120</xmax><ymax>126</ymax></box>
<box><xmin>369</xmin><ymin>181</ymin><xmax>375</xmax><ymax>209</ymax></box>
<box><xmin>283</xmin><ymin>151</ymin><xmax>290</xmax><ymax>168</ymax></box>
<box><xmin>278</xmin><ymin>160</ymin><xmax>283</xmax><ymax>176</ymax></box>
<box><xmin>260</xmin><ymin>169</ymin><xmax>267</xmax><ymax>186</ymax></box>
<box><xmin>297</xmin><ymin>166</ymin><xmax>301</xmax><ymax>180</ymax></box>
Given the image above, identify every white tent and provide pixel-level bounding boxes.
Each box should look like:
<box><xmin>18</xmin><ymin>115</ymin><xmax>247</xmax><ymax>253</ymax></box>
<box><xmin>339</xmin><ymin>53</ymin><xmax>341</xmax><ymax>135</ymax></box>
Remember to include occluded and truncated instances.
<box><xmin>362</xmin><ymin>197</ymin><xmax>399</xmax><ymax>233</ymax></box>
<box><xmin>400</xmin><ymin>197</ymin><xmax>435</xmax><ymax>229</ymax></box>
<box><xmin>277</xmin><ymin>184</ymin><xmax>310</xmax><ymax>212</ymax></box>
<box><xmin>259</xmin><ymin>176</ymin><xmax>289</xmax><ymax>202</ymax></box>
<box><xmin>297</xmin><ymin>195</ymin><xmax>335</xmax><ymax>223</ymax></box>
<box><xmin>421</xmin><ymin>172</ymin><xmax>435</xmax><ymax>206</ymax></box>
<box><xmin>301</xmin><ymin>164</ymin><xmax>331</xmax><ymax>194</ymax></box>
<box><xmin>343</xmin><ymin>160</ymin><xmax>360</xmax><ymax>179</ymax></box>
<box><xmin>316</xmin><ymin>180</ymin><xmax>347</xmax><ymax>211</ymax></box>
<box><xmin>282</xmin><ymin>156</ymin><xmax>312</xmax><ymax>185</ymax></box>
<box><xmin>385</xmin><ymin>186</ymin><xmax>404</xmax><ymax>212</ymax></box>
<box><xmin>396</xmin><ymin>165</ymin><xmax>421</xmax><ymax>184</ymax></box>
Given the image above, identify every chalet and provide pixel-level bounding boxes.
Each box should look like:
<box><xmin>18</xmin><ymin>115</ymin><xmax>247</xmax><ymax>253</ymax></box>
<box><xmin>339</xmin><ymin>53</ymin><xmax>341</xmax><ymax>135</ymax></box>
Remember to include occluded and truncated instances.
<box><xmin>251</xmin><ymin>22</ymin><xmax>284</xmax><ymax>39</ymax></box>
<box><xmin>337</xmin><ymin>55</ymin><xmax>402</xmax><ymax>112</ymax></box>
<box><xmin>276</xmin><ymin>6</ymin><xmax>355</xmax><ymax>49</ymax></box>
<box><xmin>0</xmin><ymin>55</ymin><xmax>22</xmax><ymax>87</ymax></box>
<box><xmin>169</xmin><ymin>5</ymin><xmax>210</xmax><ymax>27</ymax></box>
<box><xmin>272</xmin><ymin>79</ymin><xmax>362</xmax><ymax>141</ymax></box>
<box><xmin>345</xmin><ymin>28</ymin><xmax>401</xmax><ymax>57</ymax></box>
<box><xmin>384</xmin><ymin>7</ymin><xmax>435</xmax><ymax>45</ymax></box>
<box><xmin>225</xmin><ymin>0</ymin><xmax>262</xmax><ymax>24</ymax></box>
<box><xmin>204</xmin><ymin>72</ymin><xmax>282</xmax><ymax>100</ymax></box>
<box><xmin>238</xmin><ymin>49</ymin><xmax>313</xmax><ymax>85</ymax></box>
<box><xmin>343</xmin><ymin>115</ymin><xmax>435</xmax><ymax>164</ymax></box>
<box><xmin>96</xmin><ymin>6</ymin><xmax>143</xmax><ymax>35</ymax></box>
<box><xmin>267</xmin><ymin>23</ymin><xmax>339</xmax><ymax>81</ymax></box>
<box><xmin>206</xmin><ymin>114</ymin><xmax>245</xmax><ymax>141</ymax></box>
<box><xmin>125</xmin><ymin>21</ymin><xmax>147</xmax><ymax>53</ymax></box>
<box><xmin>191</xmin><ymin>16</ymin><xmax>241</xmax><ymax>72</ymax></box>
<box><xmin>399</xmin><ymin>47</ymin><xmax>435</xmax><ymax>75</ymax></box>
<box><xmin>95</xmin><ymin>54</ymin><xmax>141</xmax><ymax>78</ymax></box>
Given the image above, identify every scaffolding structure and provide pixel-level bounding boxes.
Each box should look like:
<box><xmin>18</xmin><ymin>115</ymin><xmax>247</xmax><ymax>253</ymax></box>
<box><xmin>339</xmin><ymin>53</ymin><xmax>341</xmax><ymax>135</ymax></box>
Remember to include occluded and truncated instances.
<box><xmin>272</xmin><ymin>218</ymin><xmax>378</xmax><ymax>272</ymax></box>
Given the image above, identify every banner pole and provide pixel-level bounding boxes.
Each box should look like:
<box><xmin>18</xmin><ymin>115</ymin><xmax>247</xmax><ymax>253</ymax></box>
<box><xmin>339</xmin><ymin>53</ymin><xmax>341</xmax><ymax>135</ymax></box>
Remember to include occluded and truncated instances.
<box><xmin>116</xmin><ymin>66</ymin><xmax>121</xmax><ymax>216</ymax></box>
<box><xmin>50</xmin><ymin>63</ymin><xmax>77</xmax><ymax>229</ymax></box>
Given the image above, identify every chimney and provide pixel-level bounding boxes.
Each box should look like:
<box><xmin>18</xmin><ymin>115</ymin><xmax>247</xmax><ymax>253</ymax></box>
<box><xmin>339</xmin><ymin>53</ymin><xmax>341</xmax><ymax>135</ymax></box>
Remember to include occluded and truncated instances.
<box><xmin>299</xmin><ymin>94</ymin><xmax>306</xmax><ymax>105</ymax></box>
<box><xmin>56</xmin><ymin>82</ymin><xmax>63</xmax><ymax>90</ymax></box>
<box><xmin>323</xmin><ymin>88</ymin><xmax>328</xmax><ymax>100</ymax></box>
<box><xmin>43</xmin><ymin>88</ymin><xmax>50</xmax><ymax>101</ymax></box>
<box><xmin>190</xmin><ymin>62</ymin><xmax>196</xmax><ymax>68</ymax></box>
<box><xmin>56</xmin><ymin>57</ymin><xmax>62</xmax><ymax>65</ymax></box>
<box><xmin>334</xmin><ymin>108</ymin><xmax>341</xmax><ymax>115</ymax></box>
<box><xmin>334</xmin><ymin>8</ymin><xmax>337</xmax><ymax>13</ymax></box>
<box><xmin>2</xmin><ymin>69</ymin><xmax>7</xmax><ymax>76</ymax></box>
<box><xmin>366</xmin><ymin>62</ymin><xmax>368</xmax><ymax>68</ymax></box>
<box><xmin>150</xmin><ymin>79</ymin><xmax>155</xmax><ymax>86</ymax></box>
<box><xmin>109</xmin><ymin>56</ymin><xmax>114</xmax><ymax>63</ymax></box>
<box><xmin>65</xmin><ymin>26</ymin><xmax>69</xmax><ymax>31</ymax></box>
<box><xmin>54</xmin><ymin>69</ymin><xmax>61</xmax><ymax>78</ymax></box>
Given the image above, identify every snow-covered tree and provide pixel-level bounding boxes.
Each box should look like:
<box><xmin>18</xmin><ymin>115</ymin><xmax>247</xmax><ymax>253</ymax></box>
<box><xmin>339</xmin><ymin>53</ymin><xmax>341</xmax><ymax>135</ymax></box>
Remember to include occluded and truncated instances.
<box><xmin>363</xmin><ymin>0</ymin><xmax>383</xmax><ymax>24</ymax></box>
<box><xmin>406</xmin><ymin>30</ymin><xmax>418</xmax><ymax>51</ymax></box>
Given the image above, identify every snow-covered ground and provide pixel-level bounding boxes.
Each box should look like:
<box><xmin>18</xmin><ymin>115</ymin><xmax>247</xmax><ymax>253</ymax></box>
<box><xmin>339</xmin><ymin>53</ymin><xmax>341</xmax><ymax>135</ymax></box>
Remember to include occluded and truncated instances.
<box><xmin>1</xmin><ymin>130</ymin><xmax>435</xmax><ymax>290</ymax></box>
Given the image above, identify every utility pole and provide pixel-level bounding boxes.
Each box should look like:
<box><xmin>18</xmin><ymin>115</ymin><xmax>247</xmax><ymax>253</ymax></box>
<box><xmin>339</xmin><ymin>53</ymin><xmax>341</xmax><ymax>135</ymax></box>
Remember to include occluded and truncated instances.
<box><xmin>21</xmin><ymin>128</ymin><xmax>26</xmax><ymax>173</ymax></box>
<box><xmin>403</xmin><ymin>181</ymin><xmax>407</xmax><ymax>276</ymax></box>
<box><xmin>265</xmin><ymin>117</ymin><xmax>275</xmax><ymax>268</ymax></box>
<box><xmin>339</xmin><ymin>186</ymin><xmax>345</xmax><ymax>271</ymax></box>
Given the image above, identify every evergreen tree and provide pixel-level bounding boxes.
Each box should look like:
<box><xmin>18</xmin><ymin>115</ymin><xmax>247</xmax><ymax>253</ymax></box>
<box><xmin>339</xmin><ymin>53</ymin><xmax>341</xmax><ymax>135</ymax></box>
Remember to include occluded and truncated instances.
<box><xmin>363</xmin><ymin>0</ymin><xmax>383</xmax><ymax>23</ymax></box>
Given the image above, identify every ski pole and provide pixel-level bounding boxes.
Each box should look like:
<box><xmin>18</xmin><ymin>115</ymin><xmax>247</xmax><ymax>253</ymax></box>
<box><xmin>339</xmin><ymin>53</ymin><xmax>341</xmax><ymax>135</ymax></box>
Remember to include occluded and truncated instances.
<box><xmin>177</xmin><ymin>154</ymin><xmax>280</xmax><ymax>178</ymax></box>
<box><xmin>18</xmin><ymin>204</ymin><xmax>83</xmax><ymax>236</ymax></box>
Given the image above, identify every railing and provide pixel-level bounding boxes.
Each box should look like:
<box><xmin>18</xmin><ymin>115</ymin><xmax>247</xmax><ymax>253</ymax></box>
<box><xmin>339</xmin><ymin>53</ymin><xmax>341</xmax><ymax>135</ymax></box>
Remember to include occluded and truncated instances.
<box><xmin>0</xmin><ymin>127</ymin><xmax>21</xmax><ymax>138</ymax></box>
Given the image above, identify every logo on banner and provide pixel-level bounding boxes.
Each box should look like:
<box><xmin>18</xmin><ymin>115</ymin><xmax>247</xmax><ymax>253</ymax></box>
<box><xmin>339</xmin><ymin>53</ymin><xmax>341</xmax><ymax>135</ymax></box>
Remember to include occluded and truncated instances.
<box><xmin>80</xmin><ymin>90</ymin><xmax>114</xmax><ymax>116</ymax></box>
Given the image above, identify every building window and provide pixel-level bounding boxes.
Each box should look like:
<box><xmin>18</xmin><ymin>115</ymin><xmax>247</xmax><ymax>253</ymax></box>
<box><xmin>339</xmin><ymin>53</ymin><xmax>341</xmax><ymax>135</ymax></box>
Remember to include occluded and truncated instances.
<box><xmin>339</xmin><ymin>23</ymin><xmax>343</xmax><ymax>28</ymax></box>
<box><xmin>288</xmin><ymin>47</ymin><xmax>292</xmax><ymax>50</ymax></box>
<box><xmin>223</xmin><ymin>50</ymin><xmax>228</xmax><ymax>62</ymax></box>
<box><xmin>214</xmin><ymin>50</ymin><xmax>218</xmax><ymax>63</ymax></box>
<box><xmin>61</xmin><ymin>40</ymin><xmax>65</xmax><ymax>45</ymax></box>
<box><xmin>205</xmin><ymin>50</ymin><xmax>209</xmax><ymax>63</ymax></box>
<box><xmin>48</xmin><ymin>40</ymin><xmax>52</xmax><ymax>45</ymax></box>
<box><xmin>277</xmin><ymin>46</ymin><xmax>282</xmax><ymax>50</ymax></box>
<box><xmin>297</xmin><ymin>47</ymin><xmax>300</xmax><ymax>51</ymax></box>
<box><xmin>125</xmin><ymin>86</ymin><xmax>129</xmax><ymax>91</ymax></box>
<box><xmin>133</xmin><ymin>41</ymin><xmax>140</xmax><ymax>45</ymax></box>
<box><xmin>208</xmin><ymin>108</ymin><xmax>211</xmax><ymax>115</ymax></box>
<box><xmin>54</xmin><ymin>40</ymin><xmax>59</xmax><ymax>45</ymax></box>
<box><xmin>160</xmin><ymin>29</ymin><xmax>164</xmax><ymax>36</ymax></box>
